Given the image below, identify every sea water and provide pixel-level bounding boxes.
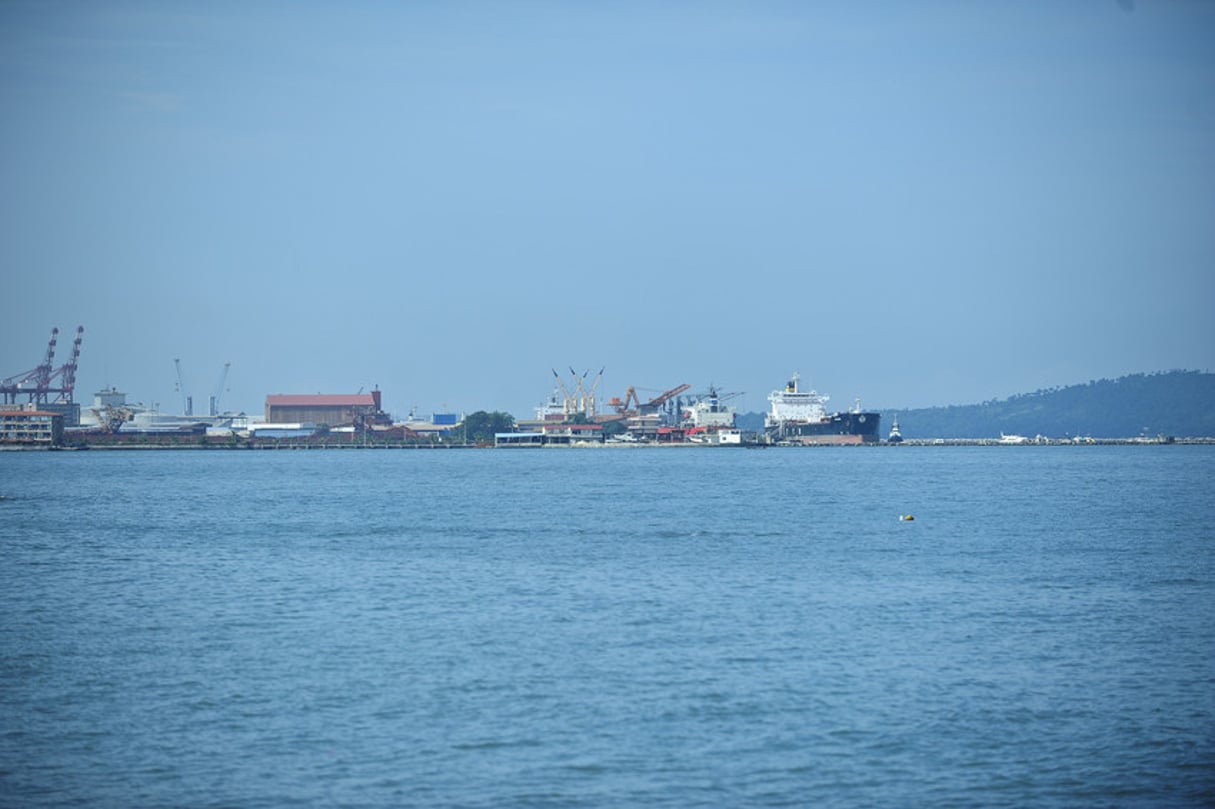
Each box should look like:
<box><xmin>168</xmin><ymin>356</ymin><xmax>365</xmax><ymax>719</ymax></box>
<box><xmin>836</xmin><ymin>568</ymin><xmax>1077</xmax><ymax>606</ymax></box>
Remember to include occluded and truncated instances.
<box><xmin>1</xmin><ymin>446</ymin><xmax>1212</xmax><ymax>807</ymax></box>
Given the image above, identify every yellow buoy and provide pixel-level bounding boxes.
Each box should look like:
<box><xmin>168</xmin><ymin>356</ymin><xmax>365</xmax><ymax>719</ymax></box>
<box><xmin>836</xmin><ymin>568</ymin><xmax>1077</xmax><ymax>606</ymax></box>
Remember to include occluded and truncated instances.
<box><xmin>900</xmin><ymin>514</ymin><xmax>915</xmax><ymax>521</ymax></box>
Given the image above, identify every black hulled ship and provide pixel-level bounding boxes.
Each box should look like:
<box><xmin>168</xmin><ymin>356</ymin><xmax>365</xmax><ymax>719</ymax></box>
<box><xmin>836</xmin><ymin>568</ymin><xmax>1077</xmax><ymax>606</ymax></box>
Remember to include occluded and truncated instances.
<box><xmin>764</xmin><ymin>373</ymin><xmax>880</xmax><ymax>444</ymax></box>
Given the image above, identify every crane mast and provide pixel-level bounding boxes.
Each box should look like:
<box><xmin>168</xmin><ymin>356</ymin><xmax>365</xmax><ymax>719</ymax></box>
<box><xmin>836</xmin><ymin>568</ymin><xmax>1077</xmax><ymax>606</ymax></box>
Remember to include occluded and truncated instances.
<box><xmin>47</xmin><ymin>326</ymin><xmax>84</xmax><ymax>404</ymax></box>
<box><xmin>569</xmin><ymin>366</ymin><xmax>606</xmax><ymax>419</ymax></box>
<box><xmin>552</xmin><ymin>368</ymin><xmax>577</xmax><ymax>418</ymax></box>
<box><xmin>34</xmin><ymin>328</ymin><xmax>58</xmax><ymax>398</ymax></box>
<box><xmin>582</xmin><ymin>367</ymin><xmax>605</xmax><ymax>418</ymax></box>
<box><xmin>174</xmin><ymin>358</ymin><xmax>192</xmax><ymax>416</ymax></box>
<box><xmin>210</xmin><ymin>362</ymin><xmax>231</xmax><ymax>416</ymax></box>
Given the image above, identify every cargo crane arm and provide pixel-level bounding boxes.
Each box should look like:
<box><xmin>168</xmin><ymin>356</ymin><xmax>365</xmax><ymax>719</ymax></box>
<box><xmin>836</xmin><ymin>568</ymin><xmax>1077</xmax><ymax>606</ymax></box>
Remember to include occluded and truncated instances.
<box><xmin>174</xmin><ymin>358</ymin><xmax>191</xmax><ymax>415</ymax></box>
<box><xmin>608</xmin><ymin>386</ymin><xmax>641</xmax><ymax>413</ymax></box>
<box><xmin>552</xmin><ymin>368</ymin><xmax>577</xmax><ymax>417</ymax></box>
<box><xmin>34</xmin><ymin>328</ymin><xmax>58</xmax><ymax>392</ymax></box>
<box><xmin>646</xmin><ymin>383</ymin><xmax>691</xmax><ymax>409</ymax></box>
<box><xmin>211</xmin><ymin>362</ymin><xmax>231</xmax><ymax>415</ymax></box>
<box><xmin>585</xmin><ymin>367</ymin><xmax>605</xmax><ymax>416</ymax></box>
<box><xmin>569</xmin><ymin>366</ymin><xmax>605</xmax><ymax>418</ymax></box>
<box><xmin>1</xmin><ymin>328</ymin><xmax>59</xmax><ymax>404</ymax></box>
<box><xmin>587</xmin><ymin>367</ymin><xmax>605</xmax><ymax>397</ymax></box>
<box><xmin>43</xmin><ymin>326</ymin><xmax>84</xmax><ymax>404</ymax></box>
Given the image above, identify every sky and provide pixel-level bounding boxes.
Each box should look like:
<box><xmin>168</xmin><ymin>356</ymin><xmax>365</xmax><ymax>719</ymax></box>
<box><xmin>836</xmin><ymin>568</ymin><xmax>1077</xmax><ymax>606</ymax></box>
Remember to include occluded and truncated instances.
<box><xmin>2</xmin><ymin>0</ymin><xmax>1213</xmax><ymax>420</ymax></box>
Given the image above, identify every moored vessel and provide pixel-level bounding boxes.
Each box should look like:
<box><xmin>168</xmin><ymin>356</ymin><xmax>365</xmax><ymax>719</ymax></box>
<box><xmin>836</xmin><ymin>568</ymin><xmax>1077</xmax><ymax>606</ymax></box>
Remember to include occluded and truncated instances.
<box><xmin>888</xmin><ymin>415</ymin><xmax>903</xmax><ymax>443</ymax></box>
<box><xmin>764</xmin><ymin>373</ymin><xmax>880</xmax><ymax>444</ymax></box>
<box><xmin>683</xmin><ymin>386</ymin><xmax>738</xmax><ymax>429</ymax></box>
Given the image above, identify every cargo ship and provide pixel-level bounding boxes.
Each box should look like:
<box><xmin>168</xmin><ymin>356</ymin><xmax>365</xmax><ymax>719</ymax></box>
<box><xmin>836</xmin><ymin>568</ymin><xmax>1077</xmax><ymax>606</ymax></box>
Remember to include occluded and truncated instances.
<box><xmin>683</xmin><ymin>386</ymin><xmax>738</xmax><ymax>429</ymax></box>
<box><xmin>764</xmin><ymin>373</ymin><xmax>880</xmax><ymax>444</ymax></box>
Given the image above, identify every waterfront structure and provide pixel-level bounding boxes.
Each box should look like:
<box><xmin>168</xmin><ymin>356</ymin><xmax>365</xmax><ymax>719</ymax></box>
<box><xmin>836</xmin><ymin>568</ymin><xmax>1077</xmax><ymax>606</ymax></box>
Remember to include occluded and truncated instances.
<box><xmin>541</xmin><ymin>423</ymin><xmax>604</xmax><ymax>445</ymax></box>
<box><xmin>0</xmin><ymin>407</ymin><xmax>64</xmax><ymax>446</ymax></box>
<box><xmin>495</xmin><ymin>423</ymin><xmax>605</xmax><ymax>447</ymax></box>
<box><xmin>494</xmin><ymin>431</ymin><xmax>544</xmax><ymax>447</ymax></box>
<box><xmin>246</xmin><ymin>423</ymin><xmax>319</xmax><ymax>439</ymax></box>
<box><xmin>78</xmin><ymin>387</ymin><xmax>226</xmax><ymax>433</ymax></box>
<box><xmin>265</xmin><ymin>392</ymin><xmax>387</xmax><ymax>428</ymax></box>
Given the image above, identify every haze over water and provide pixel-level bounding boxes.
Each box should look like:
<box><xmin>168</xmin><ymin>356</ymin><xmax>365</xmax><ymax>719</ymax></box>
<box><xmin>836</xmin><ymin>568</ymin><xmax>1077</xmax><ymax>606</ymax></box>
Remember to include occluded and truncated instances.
<box><xmin>2</xmin><ymin>446</ymin><xmax>1213</xmax><ymax>807</ymax></box>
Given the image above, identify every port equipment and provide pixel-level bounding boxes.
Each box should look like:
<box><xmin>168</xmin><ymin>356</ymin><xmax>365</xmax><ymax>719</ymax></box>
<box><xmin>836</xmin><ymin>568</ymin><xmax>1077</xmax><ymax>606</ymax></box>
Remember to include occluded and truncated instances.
<box><xmin>608</xmin><ymin>386</ymin><xmax>642</xmax><ymax>414</ymax></box>
<box><xmin>687</xmin><ymin>386</ymin><xmax>743</xmax><ymax>407</ymax></box>
<box><xmin>173</xmin><ymin>358</ymin><xmax>194</xmax><ymax>416</ymax></box>
<box><xmin>606</xmin><ymin>382</ymin><xmax>691</xmax><ymax>418</ymax></box>
<box><xmin>570</xmin><ymin>367</ymin><xmax>604</xmax><ymax>419</ymax></box>
<box><xmin>209</xmin><ymin>362</ymin><xmax>231</xmax><ymax>416</ymax></box>
<box><xmin>551</xmin><ymin>369</ymin><xmax>577</xmax><ymax>418</ymax></box>
<box><xmin>1</xmin><ymin>326</ymin><xmax>84</xmax><ymax>405</ymax></box>
<box><xmin>637</xmin><ymin>383</ymin><xmax>692</xmax><ymax>416</ymax></box>
<box><xmin>550</xmin><ymin>367</ymin><xmax>604</xmax><ymax>420</ymax></box>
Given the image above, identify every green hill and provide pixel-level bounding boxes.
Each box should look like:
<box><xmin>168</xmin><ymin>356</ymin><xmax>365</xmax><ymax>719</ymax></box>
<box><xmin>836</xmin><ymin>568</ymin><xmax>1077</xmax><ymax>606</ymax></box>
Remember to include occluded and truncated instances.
<box><xmin>737</xmin><ymin>371</ymin><xmax>1215</xmax><ymax>439</ymax></box>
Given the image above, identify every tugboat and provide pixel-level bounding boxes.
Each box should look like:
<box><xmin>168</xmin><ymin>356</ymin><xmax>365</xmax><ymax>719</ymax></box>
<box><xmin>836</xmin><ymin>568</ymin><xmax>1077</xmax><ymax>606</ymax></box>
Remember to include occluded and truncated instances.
<box><xmin>888</xmin><ymin>415</ymin><xmax>903</xmax><ymax>444</ymax></box>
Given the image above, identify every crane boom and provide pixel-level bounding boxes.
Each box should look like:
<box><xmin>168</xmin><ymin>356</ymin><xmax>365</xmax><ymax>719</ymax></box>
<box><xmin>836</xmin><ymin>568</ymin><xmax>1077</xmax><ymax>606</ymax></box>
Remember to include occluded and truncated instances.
<box><xmin>2</xmin><ymin>327</ymin><xmax>60</xmax><ymax>404</ymax></box>
<box><xmin>646</xmin><ymin>383</ymin><xmax>691</xmax><ymax>408</ymax></box>
<box><xmin>552</xmin><ymin>368</ymin><xmax>577</xmax><ymax>417</ymax></box>
<box><xmin>210</xmin><ymin>362</ymin><xmax>231</xmax><ymax>416</ymax></box>
<box><xmin>584</xmin><ymin>367</ymin><xmax>604</xmax><ymax>417</ymax></box>
<box><xmin>35</xmin><ymin>328</ymin><xmax>58</xmax><ymax>395</ymax></box>
<box><xmin>45</xmin><ymin>326</ymin><xmax>84</xmax><ymax>404</ymax></box>
<box><xmin>174</xmin><ymin>358</ymin><xmax>193</xmax><ymax>416</ymax></box>
<box><xmin>608</xmin><ymin>386</ymin><xmax>641</xmax><ymax>413</ymax></box>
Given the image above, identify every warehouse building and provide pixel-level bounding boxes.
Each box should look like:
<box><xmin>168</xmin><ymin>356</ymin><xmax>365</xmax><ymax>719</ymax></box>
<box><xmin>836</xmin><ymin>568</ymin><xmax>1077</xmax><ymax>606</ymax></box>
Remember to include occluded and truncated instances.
<box><xmin>264</xmin><ymin>391</ymin><xmax>387</xmax><ymax>428</ymax></box>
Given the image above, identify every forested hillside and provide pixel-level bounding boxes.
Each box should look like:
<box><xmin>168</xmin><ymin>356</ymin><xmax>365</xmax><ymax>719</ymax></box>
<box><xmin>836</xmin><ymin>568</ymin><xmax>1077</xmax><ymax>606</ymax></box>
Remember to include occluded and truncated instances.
<box><xmin>737</xmin><ymin>371</ymin><xmax>1215</xmax><ymax>439</ymax></box>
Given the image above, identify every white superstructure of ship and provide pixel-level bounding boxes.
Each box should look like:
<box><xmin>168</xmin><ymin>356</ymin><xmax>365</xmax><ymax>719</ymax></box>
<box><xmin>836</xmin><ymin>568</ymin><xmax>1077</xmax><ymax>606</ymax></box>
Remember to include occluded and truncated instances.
<box><xmin>684</xmin><ymin>386</ymin><xmax>738</xmax><ymax>429</ymax></box>
<box><xmin>765</xmin><ymin>373</ymin><xmax>830</xmax><ymax>428</ymax></box>
<box><xmin>535</xmin><ymin>388</ymin><xmax>567</xmax><ymax>421</ymax></box>
<box><xmin>764</xmin><ymin>372</ymin><xmax>881</xmax><ymax>443</ymax></box>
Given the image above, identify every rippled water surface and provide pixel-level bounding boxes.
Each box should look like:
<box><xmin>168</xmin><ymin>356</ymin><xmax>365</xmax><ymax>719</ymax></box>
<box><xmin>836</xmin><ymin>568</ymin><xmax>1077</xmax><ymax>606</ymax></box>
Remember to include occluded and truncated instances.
<box><xmin>2</xmin><ymin>446</ymin><xmax>1213</xmax><ymax>807</ymax></box>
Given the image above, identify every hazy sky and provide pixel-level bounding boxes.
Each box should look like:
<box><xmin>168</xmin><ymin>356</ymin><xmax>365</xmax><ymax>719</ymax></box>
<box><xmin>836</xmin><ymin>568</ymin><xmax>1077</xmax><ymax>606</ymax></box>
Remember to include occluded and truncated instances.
<box><xmin>3</xmin><ymin>1</ymin><xmax>1213</xmax><ymax>419</ymax></box>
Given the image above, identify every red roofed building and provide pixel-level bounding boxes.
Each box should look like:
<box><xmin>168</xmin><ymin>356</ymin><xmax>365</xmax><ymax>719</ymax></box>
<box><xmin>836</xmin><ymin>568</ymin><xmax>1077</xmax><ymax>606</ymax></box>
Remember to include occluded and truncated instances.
<box><xmin>265</xmin><ymin>391</ymin><xmax>385</xmax><ymax>427</ymax></box>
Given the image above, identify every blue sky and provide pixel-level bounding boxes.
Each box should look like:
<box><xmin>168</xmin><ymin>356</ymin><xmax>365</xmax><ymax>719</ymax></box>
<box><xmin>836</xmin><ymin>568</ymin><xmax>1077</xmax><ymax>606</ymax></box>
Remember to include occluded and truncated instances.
<box><xmin>3</xmin><ymin>1</ymin><xmax>1213</xmax><ymax>419</ymax></box>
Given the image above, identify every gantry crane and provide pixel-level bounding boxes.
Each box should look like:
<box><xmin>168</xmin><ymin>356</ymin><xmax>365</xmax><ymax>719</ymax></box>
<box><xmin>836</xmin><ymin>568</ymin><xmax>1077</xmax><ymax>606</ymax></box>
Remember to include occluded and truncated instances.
<box><xmin>1</xmin><ymin>326</ymin><xmax>84</xmax><ymax>405</ymax></box>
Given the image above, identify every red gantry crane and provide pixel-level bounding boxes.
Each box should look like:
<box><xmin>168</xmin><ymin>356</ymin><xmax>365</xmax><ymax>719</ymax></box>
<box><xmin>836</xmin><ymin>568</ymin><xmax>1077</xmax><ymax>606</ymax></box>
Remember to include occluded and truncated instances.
<box><xmin>1</xmin><ymin>326</ymin><xmax>84</xmax><ymax>405</ymax></box>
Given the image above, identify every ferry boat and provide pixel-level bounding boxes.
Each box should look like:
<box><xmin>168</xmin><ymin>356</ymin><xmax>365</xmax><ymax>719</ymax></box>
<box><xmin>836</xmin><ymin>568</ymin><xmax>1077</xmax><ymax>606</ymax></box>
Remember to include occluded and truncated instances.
<box><xmin>764</xmin><ymin>373</ymin><xmax>880</xmax><ymax>444</ymax></box>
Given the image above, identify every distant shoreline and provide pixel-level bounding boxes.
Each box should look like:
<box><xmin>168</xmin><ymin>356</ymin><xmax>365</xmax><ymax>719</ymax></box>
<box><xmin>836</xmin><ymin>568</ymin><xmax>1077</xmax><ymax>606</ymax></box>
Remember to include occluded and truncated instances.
<box><xmin>3</xmin><ymin>437</ymin><xmax>1213</xmax><ymax>452</ymax></box>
